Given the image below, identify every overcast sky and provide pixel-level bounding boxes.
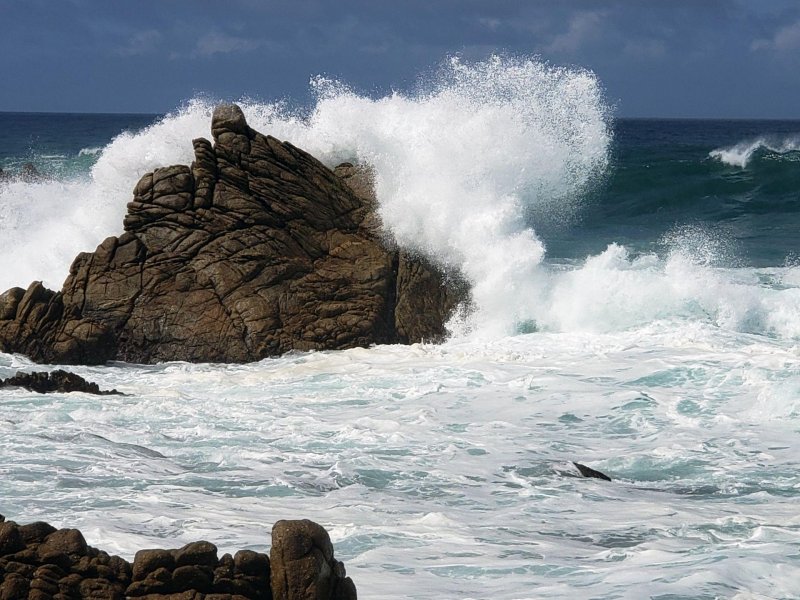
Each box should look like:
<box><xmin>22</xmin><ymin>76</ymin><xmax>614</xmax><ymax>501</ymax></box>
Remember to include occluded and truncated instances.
<box><xmin>2</xmin><ymin>0</ymin><xmax>800</xmax><ymax>118</ymax></box>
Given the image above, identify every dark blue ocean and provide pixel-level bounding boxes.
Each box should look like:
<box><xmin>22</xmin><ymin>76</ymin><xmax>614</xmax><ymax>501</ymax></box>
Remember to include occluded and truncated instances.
<box><xmin>1</xmin><ymin>76</ymin><xmax>799</xmax><ymax>599</ymax></box>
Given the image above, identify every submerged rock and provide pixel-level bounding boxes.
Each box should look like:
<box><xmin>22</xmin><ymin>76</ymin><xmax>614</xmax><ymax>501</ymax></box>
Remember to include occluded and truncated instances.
<box><xmin>0</xmin><ymin>516</ymin><xmax>355</xmax><ymax>599</ymax></box>
<box><xmin>573</xmin><ymin>462</ymin><xmax>612</xmax><ymax>481</ymax></box>
<box><xmin>0</xmin><ymin>369</ymin><xmax>120</xmax><ymax>395</ymax></box>
<box><xmin>21</xmin><ymin>162</ymin><xmax>42</xmax><ymax>181</ymax></box>
<box><xmin>0</xmin><ymin>104</ymin><xmax>465</xmax><ymax>365</ymax></box>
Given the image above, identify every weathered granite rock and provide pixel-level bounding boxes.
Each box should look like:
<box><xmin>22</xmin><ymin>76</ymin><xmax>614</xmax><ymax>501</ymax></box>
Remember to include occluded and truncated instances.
<box><xmin>0</xmin><ymin>104</ymin><xmax>465</xmax><ymax>365</ymax></box>
<box><xmin>270</xmin><ymin>520</ymin><xmax>356</xmax><ymax>600</ymax></box>
<box><xmin>0</xmin><ymin>516</ymin><xmax>354</xmax><ymax>600</ymax></box>
<box><xmin>0</xmin><ymin>369</ymin><xmax>120</xmax><ymax>395</ymax></box>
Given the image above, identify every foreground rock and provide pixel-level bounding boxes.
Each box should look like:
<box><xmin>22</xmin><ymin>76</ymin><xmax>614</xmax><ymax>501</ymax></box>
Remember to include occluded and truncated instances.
<box><xmin>270</xmin><ymin>520</ymin><xmax>355</xmax><ymax>600</ymax></box>
<box><xmin>0</xmin><ymin>369</ymin><xmax>120</xmax><ymax>395</ymax></box>
<box><xmin>0</xmin><ymin>515</ymin><xmax>356</xmax><ymax>600</ymax></box>
<box><xmin>0</xmin><ymin>104</ymin><xmax>465</xmax><ymax>365</ymax></box>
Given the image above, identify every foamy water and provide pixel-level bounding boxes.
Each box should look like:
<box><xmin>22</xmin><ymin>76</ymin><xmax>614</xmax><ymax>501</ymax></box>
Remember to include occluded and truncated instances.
<box><xmin>1</xmin><ymin>57</ymin><xmax>799</xmax><ymax>599</ymax></box>
<box><xmin>2</xmin><ymin>325</ymin><xmax>799</xmax><ymax>599</ymax></box>
<box><xmin>710</xmin><ymin>135</ymin><xmax>800</xmax><ymax>168</ymax></box>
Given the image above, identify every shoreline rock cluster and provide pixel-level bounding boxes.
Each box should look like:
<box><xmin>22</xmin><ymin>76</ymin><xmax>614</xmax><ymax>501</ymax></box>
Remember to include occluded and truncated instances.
<box><xmin>0</xmin><ymin>104</ymin><xmax>465</xmax><ymax>365</ymax></box>
<box><xmin>0</xmin><ymin>516</ymin><xmax>356</xmax><ymax>599</ymax></box>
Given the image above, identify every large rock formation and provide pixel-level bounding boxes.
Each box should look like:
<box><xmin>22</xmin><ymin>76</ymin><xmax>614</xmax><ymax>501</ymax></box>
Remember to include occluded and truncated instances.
<box><xmin>0</xmin><ymin>515</ymin><xmax>356</xmax><ymax>599</ymax></box>
<box><xmin>0</xmin><ymin>105</ymin><xmax>465</xmax><ymax>365</ymax></box>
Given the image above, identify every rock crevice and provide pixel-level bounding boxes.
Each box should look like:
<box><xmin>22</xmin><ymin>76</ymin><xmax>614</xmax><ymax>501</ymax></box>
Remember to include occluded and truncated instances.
<box><xmin>0</xmin><ymin>104</ymin><xmax>465</xmax><ymax>365</ymax></box>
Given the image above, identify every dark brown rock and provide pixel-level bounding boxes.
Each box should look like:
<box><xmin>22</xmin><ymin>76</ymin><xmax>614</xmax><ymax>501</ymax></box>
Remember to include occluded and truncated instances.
<box><xmin>173</xmin><ymin>541</ymin><xmax>217</xmax><ymax>568</ymax></box>
<box><xmin>31</xmin><ymin>565</ymin><xmax>61</xmax><ymax>595</ymax></box>
<box><xmin>18</xmin><ymin>522</ymin><xmax>57</xmax><ymax>545</ymax></box>
<box><xmin>0</xmin><ymin>104</ymin><xmax>466</xmax><ymax>365</ymax></box>
<box><xmin>132</xmin><ymin>549</ymin><xmax>175</xmax><ymax>581</ymax></box>
<box><xmin>58</xmin><ymin>571</ymin><xmax>83</xmax><ymax>597</ymax></box>
<box><xmin>78</xmin><ymin>576</ymin><xmax>124</xmax><ymax>599</ymax></box>
<box><xmin>40</xmin><ymin>529</ymin><xmax>88</xmax><ymax>557</ymax></box>
<box><xmin>0</xmin><ymin>288</ymin><xmax>24</xmax><ymax>321</ymax></box>
<box><xmin>34</xmin><ymin>548</ymin><xmax>71</xmax><ymax>571</ymax></box>
<box><xmin>0</xmin><ymin>370</ymin><xmax>120</xmax><ymax>395</ymax></box>
<box><xmin>171</xmin><ymin>564</ymin><xmax>212</xmax><ymax>593</ymax></box>
<box><xmin>213</xmin><ymin>553</ymin><xmax>234</xmax><ymax>585</ymax></box>
<box><xmin>233</xmin><ymin>550</ymin><xmax>269</xmax><ymax>577</ymax></box>
<box><xmin>270</xmin><ymin>520</ymin><xmax>356</xmax><ymax>600</ymax></box>
<box><xmin>0</xmin><ymin>572</ymin><xmax>29</xmax><ymax>600</ymax></box>
<box><xmin>1</xmin><ymin>560</ymin><xmax>36</xmax><ymax>577</ymax></box>
<box><xmin>0</xmin><ymin>522</ymin><xmax>24</xmax><ymax>556</ymax></box>
<box><xmin>125</xmin><ymin>566</ymin><xmax>172</xmax><ymax>596</ymax></box>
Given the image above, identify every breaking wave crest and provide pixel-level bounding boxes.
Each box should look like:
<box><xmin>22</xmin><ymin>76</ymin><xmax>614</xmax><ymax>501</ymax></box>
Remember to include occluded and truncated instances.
<box><xmin>710</xmin><ymin>135</ymin><xmax>800</xmax><ymax>168</ymax></box>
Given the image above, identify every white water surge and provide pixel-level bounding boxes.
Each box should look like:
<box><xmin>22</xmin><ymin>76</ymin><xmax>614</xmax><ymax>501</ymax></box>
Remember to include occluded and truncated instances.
<box><xmin>2</xmin><ymin>325</ymin><xmax>799</xmax><ymax>599</ymax></box>
<box><xmin>710</xmin><ymin>135</ymin><xmax>800</xmax><ymax>168</ymax></box>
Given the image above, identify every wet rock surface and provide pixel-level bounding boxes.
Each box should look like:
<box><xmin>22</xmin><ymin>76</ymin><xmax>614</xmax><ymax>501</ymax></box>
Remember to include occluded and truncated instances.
<box><xmin>0</xmin><ymin>370</ymin><xmax>120</xmax><ymax>395</ymax></box>
<box><xmin>270</xmin><ymin>520</ymin><xmax>355</xmax><ymax>600</ymax></box>
<box><xmin>0</xmin><ymin>104</ymin><xmax>465</xmax><ymax>365</ymax></box>
<box><xmin>573</xmin><ymin>462</ymin><xmax>612</xmax><ymax>481</ymax></box>
<box><xmin>0</xmin><ymin>515</ymin><xmax>356</xmax><ymax>600</ymax></box>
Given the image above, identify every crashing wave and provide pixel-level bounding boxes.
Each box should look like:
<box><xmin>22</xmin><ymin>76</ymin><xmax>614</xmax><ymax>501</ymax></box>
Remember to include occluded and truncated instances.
<box><xmin>710</xmin><ymin>136</ymin><xmax>800</xmax><ymax>168</ymax></box>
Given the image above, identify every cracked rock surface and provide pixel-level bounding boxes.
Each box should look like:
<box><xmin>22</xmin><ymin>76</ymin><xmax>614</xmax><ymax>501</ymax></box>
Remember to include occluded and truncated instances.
<box><xmin>0</xmin><ymin>104</ymin><xmax>465</xmax><ymax>365</ymax></box>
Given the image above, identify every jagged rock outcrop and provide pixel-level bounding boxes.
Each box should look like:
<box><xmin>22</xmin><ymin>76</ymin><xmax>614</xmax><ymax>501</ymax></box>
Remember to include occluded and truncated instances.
<box><xmin>0</xmin><ymin>104</ymin><xmax>465</xmax><ymax>365</ymax></box>
<box><xmin>0</xmin><ymin>515</ymin><xmax>356</xmax><ymax>600</ymax></box>
<box><xmin>0</xmin><ymin>370</ymin><xmax>120</xmax><ymax>395</ymax></box>
<box><xmin>270</xmin><ymin>520</ymin><xmax>355</xmax><ymax>600</ymax></box>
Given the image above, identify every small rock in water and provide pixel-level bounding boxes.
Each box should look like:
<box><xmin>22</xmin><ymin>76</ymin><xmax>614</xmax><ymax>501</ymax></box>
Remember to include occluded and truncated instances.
<box><xmin>573</xmin><ymin>462</ymin><xmax>612</xmax><ymax>481</ymax></box>
<box><xmin>0</xmin><ymin>369</ymin><xmax>121</xmax><ymax>395</ymax></box>
<box><xmin>21</xmin><ymin>162</ymin><xmax>42</xmax><ymax>181</ymax></box>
